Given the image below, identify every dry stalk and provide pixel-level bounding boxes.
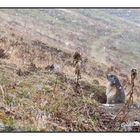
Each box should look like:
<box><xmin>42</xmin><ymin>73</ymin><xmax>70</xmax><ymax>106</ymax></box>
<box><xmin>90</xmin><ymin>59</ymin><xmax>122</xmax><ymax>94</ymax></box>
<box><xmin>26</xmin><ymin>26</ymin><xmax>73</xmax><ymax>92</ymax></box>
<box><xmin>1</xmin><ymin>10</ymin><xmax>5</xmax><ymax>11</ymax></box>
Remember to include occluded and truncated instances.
<box><xmin>73</xmin><ymin>51</ymin><xmax>82</xmax><ymax>93</ymax></box>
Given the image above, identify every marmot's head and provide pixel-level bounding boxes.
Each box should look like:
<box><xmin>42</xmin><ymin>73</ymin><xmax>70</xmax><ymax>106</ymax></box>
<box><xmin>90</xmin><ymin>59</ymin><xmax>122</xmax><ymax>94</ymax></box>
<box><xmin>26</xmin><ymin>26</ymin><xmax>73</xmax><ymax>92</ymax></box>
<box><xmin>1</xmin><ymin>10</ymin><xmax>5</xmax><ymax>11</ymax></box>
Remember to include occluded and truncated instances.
<box><xmin>106</xmin><ymin>74</ymin><xmax>120</xmax><ymax>87</ymax></box>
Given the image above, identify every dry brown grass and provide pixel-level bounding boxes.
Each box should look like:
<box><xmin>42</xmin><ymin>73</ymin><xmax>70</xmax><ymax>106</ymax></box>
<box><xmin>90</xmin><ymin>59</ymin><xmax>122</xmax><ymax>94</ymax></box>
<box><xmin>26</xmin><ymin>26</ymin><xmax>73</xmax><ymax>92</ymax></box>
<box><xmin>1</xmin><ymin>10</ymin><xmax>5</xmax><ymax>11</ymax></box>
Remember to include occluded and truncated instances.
<box><xmin>0</xmin><ymin>23</ymin><xmax>140</xmax><ymax>132</ymax></box>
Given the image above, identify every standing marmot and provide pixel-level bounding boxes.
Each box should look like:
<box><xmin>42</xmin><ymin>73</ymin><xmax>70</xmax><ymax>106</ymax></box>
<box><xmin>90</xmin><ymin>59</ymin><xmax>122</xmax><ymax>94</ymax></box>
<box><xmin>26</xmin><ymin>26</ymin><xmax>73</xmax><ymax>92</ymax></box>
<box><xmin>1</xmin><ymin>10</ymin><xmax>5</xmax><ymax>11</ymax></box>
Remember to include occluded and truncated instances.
<box><xmin>106</xmin><ymin>74</ymin><xmax>125</xmax><ymax>104</ymax></box>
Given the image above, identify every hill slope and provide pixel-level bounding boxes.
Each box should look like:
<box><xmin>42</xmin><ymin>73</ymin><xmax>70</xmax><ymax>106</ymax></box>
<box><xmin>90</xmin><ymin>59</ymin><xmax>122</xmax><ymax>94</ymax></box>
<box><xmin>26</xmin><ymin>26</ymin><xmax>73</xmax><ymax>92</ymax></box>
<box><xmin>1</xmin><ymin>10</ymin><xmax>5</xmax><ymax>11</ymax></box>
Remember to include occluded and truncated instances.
<box><xmin>0</xmin><ymin>9</ymin><xmax>140</xmax><ymax>131</ymax></box>
<box><xmin>1</xmin><ymin>9</ymin><xmax>140</xmax><ymax>72</ymax></box>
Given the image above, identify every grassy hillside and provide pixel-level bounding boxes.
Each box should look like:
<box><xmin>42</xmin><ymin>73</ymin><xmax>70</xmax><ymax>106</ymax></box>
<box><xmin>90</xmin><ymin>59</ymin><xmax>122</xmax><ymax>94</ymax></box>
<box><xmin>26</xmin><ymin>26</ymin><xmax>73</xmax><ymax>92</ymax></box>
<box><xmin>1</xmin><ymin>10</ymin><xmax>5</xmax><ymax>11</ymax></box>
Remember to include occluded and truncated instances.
<box><xmin>0</xmin><ymin>9</ymin><xmax>140</xmax><ymax>72</ymax></box>
<box><xmin>0</xmin><ymin>9</ymin><xmax>140</xmax><ymax>132</ymax></box>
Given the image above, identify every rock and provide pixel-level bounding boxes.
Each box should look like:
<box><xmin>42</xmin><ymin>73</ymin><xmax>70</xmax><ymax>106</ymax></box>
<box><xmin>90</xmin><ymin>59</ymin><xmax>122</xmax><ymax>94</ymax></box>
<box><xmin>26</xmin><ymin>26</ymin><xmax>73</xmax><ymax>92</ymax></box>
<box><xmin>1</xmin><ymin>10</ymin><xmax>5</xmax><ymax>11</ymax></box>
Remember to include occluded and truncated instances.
<box><xmin>100</xmin><ymin>104</ymin><xmax>124</xmax><ymax>113</ymax></box>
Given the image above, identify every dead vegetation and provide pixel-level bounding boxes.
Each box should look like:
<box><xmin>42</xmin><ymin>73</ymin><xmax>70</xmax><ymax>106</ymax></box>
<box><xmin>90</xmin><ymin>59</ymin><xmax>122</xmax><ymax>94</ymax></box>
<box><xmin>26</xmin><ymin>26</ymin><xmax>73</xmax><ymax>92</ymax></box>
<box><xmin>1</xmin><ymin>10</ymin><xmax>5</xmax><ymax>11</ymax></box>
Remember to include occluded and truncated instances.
<box><xmin>0</xmin><ymin>15</ymin><xmax>140</xmax><ymax>132</ymax></box>
<box><xmin>0</xmin><ymin>38</ymin><xmax>109</xmax><ymax>132</ymax></box>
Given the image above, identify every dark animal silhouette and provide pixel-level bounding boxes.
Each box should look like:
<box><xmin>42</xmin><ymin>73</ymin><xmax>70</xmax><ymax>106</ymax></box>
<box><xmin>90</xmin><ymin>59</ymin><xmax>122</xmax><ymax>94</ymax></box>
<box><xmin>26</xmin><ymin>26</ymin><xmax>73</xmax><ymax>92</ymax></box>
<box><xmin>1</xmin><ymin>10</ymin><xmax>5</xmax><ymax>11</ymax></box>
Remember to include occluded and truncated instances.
<box><xmin>106</xmin><ymin>74</ymin><xmax>125</xmax><ymax>104</ymax></box>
